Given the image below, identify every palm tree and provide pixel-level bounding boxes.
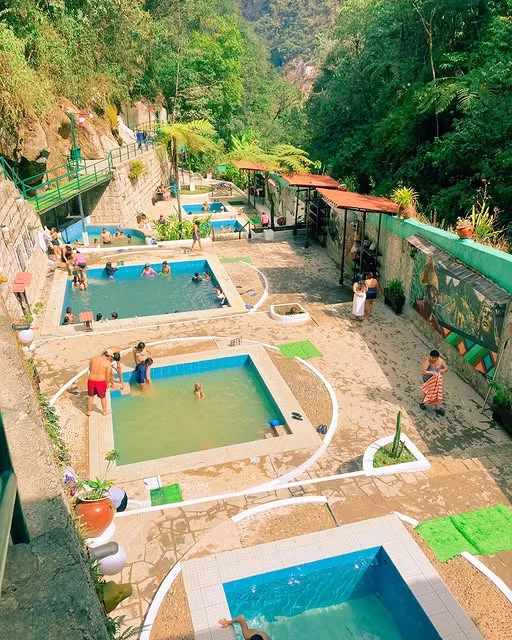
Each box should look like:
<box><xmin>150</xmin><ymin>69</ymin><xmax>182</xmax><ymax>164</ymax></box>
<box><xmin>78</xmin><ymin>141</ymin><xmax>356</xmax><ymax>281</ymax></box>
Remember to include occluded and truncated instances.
<box><xmin>158</xmin><ymin>120</ymin><xmax>219</xmax><ymax>221</ymax></box>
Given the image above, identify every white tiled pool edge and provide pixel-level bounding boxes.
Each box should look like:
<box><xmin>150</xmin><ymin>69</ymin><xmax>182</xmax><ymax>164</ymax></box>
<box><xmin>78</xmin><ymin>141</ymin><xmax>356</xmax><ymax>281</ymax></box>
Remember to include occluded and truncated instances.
<box><xmin>181</xmin><ymin>514</ymin><xmax>484</xmax><ymax>640</ymax></box>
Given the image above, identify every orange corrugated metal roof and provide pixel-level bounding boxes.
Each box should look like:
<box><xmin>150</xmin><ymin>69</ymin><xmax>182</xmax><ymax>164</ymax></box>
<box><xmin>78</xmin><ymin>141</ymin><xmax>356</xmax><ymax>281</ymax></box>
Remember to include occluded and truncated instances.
<box><xmin>280</xmin><ymin>173</ymin><xmax>339</xmax><ymax>188</ymax></box>
<box><xmin>317</xmin><ymin>188</ymin><xmax>399</xmax><ymax>214</ymax></box>
<box><xmin>231</xmin><ymin>160</ymin><xmax>271</xmax><ymax>171</ymax></box>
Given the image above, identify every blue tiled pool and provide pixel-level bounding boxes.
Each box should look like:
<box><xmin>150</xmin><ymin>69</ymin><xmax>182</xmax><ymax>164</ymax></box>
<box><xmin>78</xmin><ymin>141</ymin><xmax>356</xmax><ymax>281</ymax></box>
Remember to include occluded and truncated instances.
<box><xmin>111</xmin><ymin>354</ymin><xmax>285</xmax><ymax>464</ymax></box>
<box><xmin>183</xmin><ymin>202</ymin><xmax>226</xmax><ymax>214</ymax></box>
<box><xmin>210</xmin><ymin>219</ymin><xmax>243</xmax><ymax>233</ymax></box>
<box><xmin>62</xmin><ymin>259</ymin><xmax>226</xmax><ymax>322</ymax></box>
<box><xmin>224</xmin><ymin>547</ymin><xmax>441</xmax><ymax>640</ymax></box>
<box><xmin>61</xmin><ymin>224</ymin><xmax>146</xmax><ymax>246</ymax></box>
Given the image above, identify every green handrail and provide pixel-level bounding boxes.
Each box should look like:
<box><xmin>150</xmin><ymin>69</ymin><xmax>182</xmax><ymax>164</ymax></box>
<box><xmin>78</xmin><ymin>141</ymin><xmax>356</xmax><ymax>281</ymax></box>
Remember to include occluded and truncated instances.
<box><xmin>0</xmin><ymin>413</ymin><xmax>29</xmax><ymax>595</ymax></box>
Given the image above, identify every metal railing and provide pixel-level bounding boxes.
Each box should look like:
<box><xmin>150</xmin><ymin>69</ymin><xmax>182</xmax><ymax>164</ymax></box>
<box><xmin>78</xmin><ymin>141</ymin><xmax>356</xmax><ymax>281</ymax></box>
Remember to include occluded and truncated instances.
<box><xmin>0</xmin><ymin>412</ymin><xmax>29</xmax><ymax>595</ymax></box>
<box><xmin>0</xmin><ymin>139</ymin><xmax>159</xmax><ymax>213</ymax></box>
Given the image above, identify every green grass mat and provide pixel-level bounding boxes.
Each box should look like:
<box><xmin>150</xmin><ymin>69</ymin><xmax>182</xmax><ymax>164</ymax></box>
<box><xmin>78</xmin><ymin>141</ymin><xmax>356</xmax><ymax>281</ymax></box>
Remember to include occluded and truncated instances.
<box><xmin>150</xmin><ymin>483</ymin><xmax>183</xmax><ymax>507</ymax></box>
<box><xmin>277</xmin><ymin>340</ymin><xmax>322</xmax><ymax>359</ymax></box>
<box><xmin>219</xmin><ymin>257</ymin><xmax>252</xmax><ymax>264</ymax></box>
<box><xmin>250</xmin><ymin>216</ymin><xmax>260</xmax><ymax>225</ymax></box>
<box><xmin>416</xmin><ymin>504</ymin><xmax>512</xmax><ymax>562</ymax></box>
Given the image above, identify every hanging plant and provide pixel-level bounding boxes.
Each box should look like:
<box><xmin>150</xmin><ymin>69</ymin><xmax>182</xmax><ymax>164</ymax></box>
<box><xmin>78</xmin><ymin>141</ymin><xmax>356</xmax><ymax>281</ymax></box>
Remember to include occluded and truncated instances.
<box><xmin>128</xmin><ymin>159</ymin><xmax>147</xmax><ymax>182</ymax></box>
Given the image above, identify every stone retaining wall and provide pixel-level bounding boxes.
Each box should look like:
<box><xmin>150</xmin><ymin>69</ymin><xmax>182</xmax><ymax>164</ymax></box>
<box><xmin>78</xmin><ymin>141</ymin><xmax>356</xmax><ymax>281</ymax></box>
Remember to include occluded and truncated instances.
<box><xmin>83</xmin><ymin>146</ymin><xmax>169</xmax><ymax>227</ymax></box>
<box><xmin>0</xmin><ymin>179</ymin><xmax>48</xmax><ymax>319</ymax></box>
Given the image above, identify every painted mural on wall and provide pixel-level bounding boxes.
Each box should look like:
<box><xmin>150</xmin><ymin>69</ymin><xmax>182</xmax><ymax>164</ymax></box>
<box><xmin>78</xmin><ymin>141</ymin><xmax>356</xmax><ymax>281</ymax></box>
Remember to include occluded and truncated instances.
<box><xmin>409</xmin><ymin>250</ymin><xmax>507</xmax><ymax>377</ymax></box>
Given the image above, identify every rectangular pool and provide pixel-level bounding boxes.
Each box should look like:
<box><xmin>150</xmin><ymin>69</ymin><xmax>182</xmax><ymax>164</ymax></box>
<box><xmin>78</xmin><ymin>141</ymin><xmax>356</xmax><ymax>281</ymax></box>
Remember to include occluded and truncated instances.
<box><xmin>61</xmin><ymin>224</ymin><xmax>146</xmax><ymax>246</ymax></box>
<box><xmin>61</xmin><ymin>259</ymin><xmax>225</xmax><ymax>322</ymax></box>
<box><xmin>111</xmin><ymin>354</ymin><xmax>285</xmax><ymax>465</ymax></box>
<box><xmin>183</xmin><ymin>202</ymin><xmax>226</xmax><ymax>213</ymax></box>
<box><xmin>210</xmin><ymin>219</ymin><xmax>243</xmax><ymax>233</ymax></box>
<box><xmin>223</xmin><ymin>547</ymin><xmax>441</xmax><ymax>640</ymax></box>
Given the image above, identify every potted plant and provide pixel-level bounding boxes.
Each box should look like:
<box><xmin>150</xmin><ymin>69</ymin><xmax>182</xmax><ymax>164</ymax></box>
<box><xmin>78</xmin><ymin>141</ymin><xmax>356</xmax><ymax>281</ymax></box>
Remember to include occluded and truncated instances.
<box><xmin>390</xmin><ymin>185</ymin><xmax>418</xmax><ymax>219</ymax></box>
<box><xmin>491</xmin><ymin>382</ymin><xmax>512</xmax><ymax>434</ymax></box>
<box><xmin>456</xmin><ymin>217</ymin><xmax>474</xmax><ymax>239</ymax></box>
<box><xmin>383</xmin><ymin>279</ymin><xmax>406</xmax><ymax>315</ymax></box>
<box><xmin>74</xmin><ymin>450</ymin><xmax>119</xmax><ymax>537</ymax></box>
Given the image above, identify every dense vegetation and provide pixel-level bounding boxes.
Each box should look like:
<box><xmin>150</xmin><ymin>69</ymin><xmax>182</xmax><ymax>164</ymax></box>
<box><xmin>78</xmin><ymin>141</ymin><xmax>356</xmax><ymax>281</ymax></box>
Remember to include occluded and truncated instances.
<box><xmin>0</xmin><ymin>0</ymin><xmax>302</xmax><ymax>154</ymax></box>
<box><xmin>307</xmin><ymin>0</ymin><xmax>512</xmax><ymax>230</ymax></box>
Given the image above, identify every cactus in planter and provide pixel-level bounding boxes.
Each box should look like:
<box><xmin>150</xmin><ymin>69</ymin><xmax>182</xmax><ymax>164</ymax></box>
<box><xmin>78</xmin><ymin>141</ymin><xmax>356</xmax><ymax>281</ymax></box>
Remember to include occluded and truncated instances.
<box><xmin>391</xmin><ymin>411</ymin><xmax>402</xmax><ymax>457</ymax></box>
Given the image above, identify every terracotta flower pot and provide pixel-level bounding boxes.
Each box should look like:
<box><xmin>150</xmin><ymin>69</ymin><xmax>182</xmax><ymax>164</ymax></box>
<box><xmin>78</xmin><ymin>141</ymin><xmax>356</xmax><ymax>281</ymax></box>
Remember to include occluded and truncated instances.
<box><xmin>456</xmin><ymin>225</ymin><xmax>473</xmax><ymax>239</ymax></box>
<box><xmin>75</xmin><ymin>496</ymin><xmax>115</xmax><ymax>538</ymax></box>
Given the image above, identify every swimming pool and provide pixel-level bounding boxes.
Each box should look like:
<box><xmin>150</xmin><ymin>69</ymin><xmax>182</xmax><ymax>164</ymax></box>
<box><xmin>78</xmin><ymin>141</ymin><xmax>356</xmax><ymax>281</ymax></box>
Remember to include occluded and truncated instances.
<box><xmin>61</xmin><ymin>259</ymin><xmax>225</xmax><ymax>322</ymax></box>
<box><xmin>61</xmin><ymin>224</ymin><xmax>146</xmax><ymax>246</ymax></box>
<box><xmin>224</xmin><ymin>547</ymin><xmax>441</xmax><ymax>640</ymax></box>
<box><xmin>210</xmin><ymin>219</ymin><xmax>243</xmax><ymax>233</ymax></box>
<box><xmin>111</xmin><ymin>354</ymin><xmax>285</xmax><ymax>465</ymax></box>
<box><xmin>183</xmin><ymin>202</ymin><xmax>226</xmax><ymax>214</ymax></box>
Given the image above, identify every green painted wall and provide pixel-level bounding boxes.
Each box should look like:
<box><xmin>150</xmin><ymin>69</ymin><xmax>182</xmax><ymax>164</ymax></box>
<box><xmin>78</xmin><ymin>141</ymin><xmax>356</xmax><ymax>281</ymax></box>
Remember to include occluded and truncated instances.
<box><xmin>367</xmin><ymin>214</ymin><xmax>512</xmax><ymax>294</ymax></box>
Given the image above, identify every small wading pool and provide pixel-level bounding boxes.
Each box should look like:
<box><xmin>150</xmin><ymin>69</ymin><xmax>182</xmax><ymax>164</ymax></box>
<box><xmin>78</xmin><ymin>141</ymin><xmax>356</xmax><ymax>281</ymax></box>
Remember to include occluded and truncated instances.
<box><xmin>61</xmin><ymin>224</ymin><xmax>146</xmax><ymax>246</ymax></box>
<box><xmin>61</xmin><ymin>259</ymin><xmax>226</xmax><ymax>322</ymax></box>
<box><xmin>210</xmin><ymin>219</ymin><xmax>243</xmax><ymax>233</ymax></box>
<box><xmin>183</xmin><ymin>202</ymin><xmax>226</xmax><ymax>214</ymax></box>
<box><xmin>224</xmin><ymin>547</ymin><xmax>441</xmax><ymax>640</ymax></box>
<box><xmin>111</xmin><ymin>354</ymin><xmax>285</xmax><ymax>465</ymax></box>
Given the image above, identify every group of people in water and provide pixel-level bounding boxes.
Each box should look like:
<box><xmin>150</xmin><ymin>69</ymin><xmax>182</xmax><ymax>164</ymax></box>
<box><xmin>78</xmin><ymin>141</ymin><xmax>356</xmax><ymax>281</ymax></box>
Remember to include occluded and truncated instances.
<box><xmin>86</xmin><ymin>340</ymin><xmax>209</xmax><ymax>416</ymax></box>
<box><xmin>98</xmin><ymin>227</ymin><xmax>132</xmax><ymax>246</ymax></box>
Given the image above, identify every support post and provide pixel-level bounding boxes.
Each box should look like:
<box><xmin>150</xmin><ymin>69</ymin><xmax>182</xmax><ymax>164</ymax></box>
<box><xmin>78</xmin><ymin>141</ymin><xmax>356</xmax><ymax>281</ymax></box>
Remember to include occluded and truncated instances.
<box><xmin>358</xmin><ymin>211</ymin><xmax>367</xmax><ymax>278</ymax></box>
<box><xmin>293</xmin><ymin>187</ymin><xmax>300</xmax><ymax>236</ymax></box>
<box><xmin>339</xmin><ymin>208</ymin><xmax>348</xmax><ymax>285</ymax></box>
<box><xmin>304</xmin><ymin>188</ymin><xmax>311</xmax><ymax>248</ymax></box>
<box><xmin>376</xmin><ymin>212</ymin><xmax>383</xmax><ymax>275</ymax></box>
<box><xmin>68</xmin><ymin>113</ymin><xmax>89</xmax><ymax>246</ymax></box>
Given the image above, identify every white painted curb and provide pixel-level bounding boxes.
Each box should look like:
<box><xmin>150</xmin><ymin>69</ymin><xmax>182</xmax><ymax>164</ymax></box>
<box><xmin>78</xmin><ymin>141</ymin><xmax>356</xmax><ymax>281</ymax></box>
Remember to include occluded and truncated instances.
<box><xmin>363</xmin><ymin>433</ymin><xmax>431</xmax><ymax>476</ymax></box>
<box><xmin>240</xmin><ymin>262</ymin><xmax>268</xmax><ymax>313</ymax></box>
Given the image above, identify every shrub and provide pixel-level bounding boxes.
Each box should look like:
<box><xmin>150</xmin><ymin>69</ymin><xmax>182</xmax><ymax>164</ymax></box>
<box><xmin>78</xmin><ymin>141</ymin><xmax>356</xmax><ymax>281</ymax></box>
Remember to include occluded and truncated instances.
<box><xmin>153</xmin><ymin>214</ymin><xmax>211</xmax><ymax>241</ymax></box>
<box><xmin>128</xmin><ymin>159</ymin><xmax>147</xmax><ymax>181</ymax></box>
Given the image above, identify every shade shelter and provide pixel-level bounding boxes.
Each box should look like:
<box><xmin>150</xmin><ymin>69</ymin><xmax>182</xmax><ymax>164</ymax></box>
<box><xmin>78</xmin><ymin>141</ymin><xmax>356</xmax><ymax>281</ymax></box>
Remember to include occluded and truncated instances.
<box><xmin>231</xmin><ymin>160</ymin><xmax>271</xmax><ymax>209</ymax></box>
<box><xmin>279</xmin><ymin>173</ymin><xmax>339</xmax><ymax>245</ymax></box>
<box><xmin>317</xmin><ymin>189</ymin><xmax>398</xmax><ymax>285</ymax></box>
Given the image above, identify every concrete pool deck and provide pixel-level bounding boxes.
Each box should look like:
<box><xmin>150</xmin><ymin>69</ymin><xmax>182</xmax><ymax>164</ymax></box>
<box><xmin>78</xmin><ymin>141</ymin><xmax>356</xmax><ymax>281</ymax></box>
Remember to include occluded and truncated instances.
<box><xmin>182</xmin><ymin>514</ymin><xmax>484</xmax><ymax>640</ymax></box>
<box><xmin>89</xmin><ymin>346</ymin><xmax>320</xmax><ymax>482</ymax></box>
<box><xmin>40</xmin><ymin>253</ymin><xmax>246</xmax><ymax>335</ymax></box>
<box><xmin>31</xmin><ymin>236</ymin><xmax>512</xmax><ymax>637</ymax></box>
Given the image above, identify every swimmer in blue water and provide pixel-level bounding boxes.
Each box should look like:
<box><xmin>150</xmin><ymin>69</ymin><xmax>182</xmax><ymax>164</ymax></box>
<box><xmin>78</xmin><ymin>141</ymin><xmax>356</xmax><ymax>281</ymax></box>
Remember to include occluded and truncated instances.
<box><xmin>141</xmin><ymin>264</ymin><xmax>157</xmax><ymax>278</ymax></box>
<box><xmin>161</xmin><ymin>261</ymin><xmax>171</xmax><ymax>276</ymax></box>
<box><xmin>193</xmin><ymin>381</ymin><xmax>205</xmax><ymax>400</ymax></box>
<box><xmin>135</xmin><ymin>357</ymin><xmax>153</xmax><ymax>391</ymax></box>
<box><xmin>192</xmin><ymin>271</ymin><xmax>203</xmax><ymax>282</ymax></box>
<box><xmin>105</xmin><ymin>262</ymin><xmax>118</xmax><ymax>278</ymax></box>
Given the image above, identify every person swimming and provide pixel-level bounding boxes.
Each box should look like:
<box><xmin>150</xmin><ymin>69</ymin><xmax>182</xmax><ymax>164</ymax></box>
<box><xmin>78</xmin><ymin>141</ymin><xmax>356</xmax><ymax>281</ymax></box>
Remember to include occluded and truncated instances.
<box><xmin>192</xmin><ymin>271</ymin><xmax>203</xmax><ymax>282</ymax></box>
<box><xmin>135</xmin><ymin>357</ymin><xmax>153</xmax><ymax>391</ymax></box>
<box><xmin>203</xmin><ymin>272</ymin><xmax>211</xmax><ymax>281</ymax></box>
<box><xmin>141</xmin><ymin>263</ymin><xmax>157</xmax><ymax>278</ymax></box>
<box><xmin>111</xmin><ymin>312</ymin><xmax>119</xmax><ymax>320</ymax></box>
<box><xmin>214</xmin><ymin>286</ymin><xmax>227</xmax><ymax>305</ymax></box>
<box><xmin>114</xmin><ymin>228</ymin><xmax>124</xmax><ymax>238</ymax></box>
<box><xmin>105</xmin><ymin>262</ymin><xmax>118</xmax><ymax>278</ymax></box>
<box><xmin>63</xmin><ymin>307</ymin><xmax>74</xmax><ymax>325</ymax></box>
<box><xmin>96</xmin><ymin>313</ymin><xmax>103</xmax><ymax>322</ymax></box>
<box><xmin>127</xmin><ymin>234</ymin><xmax>132</xmax><ymax>244</ymax></box>
<box><xmin>161</xmin><ymin>261</ymin><xmax>171</xmax><ymax>275</ymax></box>
<box><xmin>193</xmin><ymin>382</ymin><xmax>205</xmax><ymax>399</ymax></box>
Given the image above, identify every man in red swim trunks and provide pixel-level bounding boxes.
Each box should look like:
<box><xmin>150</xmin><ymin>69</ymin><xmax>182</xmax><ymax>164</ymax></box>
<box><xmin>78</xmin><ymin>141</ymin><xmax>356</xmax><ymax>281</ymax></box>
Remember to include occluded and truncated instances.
<box><xmin>86</xmin><ymin>350</ymin><xmax>114</xmax><ymax>416</ymax></box>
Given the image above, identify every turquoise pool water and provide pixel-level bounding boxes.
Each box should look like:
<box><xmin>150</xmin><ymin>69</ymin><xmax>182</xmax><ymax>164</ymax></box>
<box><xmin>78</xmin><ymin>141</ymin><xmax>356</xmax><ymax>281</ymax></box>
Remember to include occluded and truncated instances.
<box><xmin>210</xmin><ymin>219</ymin><xmax>243</xmax><ymax>233</ymax></box>
<box><xmin>62</xmin><ymin>259</ymin><xmax>225</xmax><ymax>321</ymax></box>
<box><xmin>111</xmin><ymin>355</ymin><xmax>285</xmax><ymax>464</ymax></box>
<box><xmin>183</xmin><ymin>202</ymin><xmax>226</xmax><ymax>213</ymax></box>
<box><xmin>61</xmin><ymin>224</ymin><xmax>146</xmax><ymax>246</ymax></box>
<box><xmin>224</xmin><ymin>547</ymin><xmax>441</xmax><ymax>640</ymax></box>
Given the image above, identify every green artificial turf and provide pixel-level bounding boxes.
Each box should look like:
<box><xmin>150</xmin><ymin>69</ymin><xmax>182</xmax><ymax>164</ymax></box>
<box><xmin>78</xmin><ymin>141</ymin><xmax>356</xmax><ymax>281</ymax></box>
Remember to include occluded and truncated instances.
<box><xmin>416</xmin><ymin>504</ymin><xmax>512</xmax><ymax>562</ymax></box>
<box><xmin>219</xmin><ymin>257</ymin><xmax>252</xmax><ymax>264</ymax></box>
<box><xmin>277</xmin><ymin>340</ymin><xmax>322</xmax><ymax>359</ymax></box>
<box><xmin>150</xmin><ymin>483</ymin><xmax>183</xmax><ymax>507</ymax></box>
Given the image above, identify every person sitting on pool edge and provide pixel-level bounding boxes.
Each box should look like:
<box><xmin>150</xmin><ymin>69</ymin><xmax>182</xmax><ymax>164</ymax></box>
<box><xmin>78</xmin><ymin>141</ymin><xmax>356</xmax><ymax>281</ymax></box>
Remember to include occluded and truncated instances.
<box><xmin>161</xmin><ymin>261</ymin><xmax>171</xmax><ymax>275</ymax></box>
<box><xmin>101</xmin><ymin>228</ymin><xmax>113</xmax><ymax>244</ymax></box>
<box><xmin>63</xmin><ymin>307</ymin><xmax>74</xmax><ymax>325</ymax></box>
<box><xmin>105</xmin><ymin>261</ymin><xmax>118</xmax><ymax>278</ymax></box>
<box><xmin>214</xmin><ymin>286</ymin><xmax>227</xmax><ymax>306</ymax></box>
<box><xmin>192</xmin><ymin>271</ymin><xmax>203</xmax><ymax>282</ymax></box>
<box><xmin>219</xmin><ymin>616</ymin><xmax>270</xmax><ymax>640</ymax></box>
<box><xmin>135</xmin><ymin>357</ymin><xmax>153</xmax><ymax>391</ymax></box>
<box><xmin>193</xmin><ymin>382</ymin><xmax>205</xmax><ymax>399</ymax></box>
<box><xmin>141</xmin><ymin>263</ymin><xmax>157</xmax><ymax>278</ymax></box>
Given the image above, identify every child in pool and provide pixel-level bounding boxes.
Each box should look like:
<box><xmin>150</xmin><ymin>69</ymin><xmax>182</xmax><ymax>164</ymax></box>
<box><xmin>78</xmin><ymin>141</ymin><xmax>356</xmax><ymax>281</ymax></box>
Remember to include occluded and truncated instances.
<box><xmin>141</xmin><ymin>264</ymin><xmax>157</xmax><ymax>278</ymax></box>
<box><xmin>135</xmin><ymin>357</ymin><xmax>153</xmax><ymax>391</ymax></box>
<box><xmin>193</xmin><ymin>382</ymin><xmax>205</xmax><ymax>399</ymax></box>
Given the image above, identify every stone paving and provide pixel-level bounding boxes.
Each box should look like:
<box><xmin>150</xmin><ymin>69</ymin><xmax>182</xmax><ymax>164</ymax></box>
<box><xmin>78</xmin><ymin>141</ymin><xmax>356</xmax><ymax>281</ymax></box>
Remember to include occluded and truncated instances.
<box><xmin>30</xmin><ymin>235</ymin><xmax>512</xmax><ymax>636</ymax></box>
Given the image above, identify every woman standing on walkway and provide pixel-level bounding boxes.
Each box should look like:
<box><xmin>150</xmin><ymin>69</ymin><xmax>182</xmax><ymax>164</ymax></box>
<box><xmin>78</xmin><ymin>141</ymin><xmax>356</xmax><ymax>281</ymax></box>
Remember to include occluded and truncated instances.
<box><xmin>420</xmin><ymin>350</ymin><xmax>448</xmax><ymax>415</ymax></box>
<box><xmin>352</xmin><ymin>279</ymin><xmax>366</xmax><ymax>321</ymax></box>
<box><xmin>364</xmin><ymin>271</ymin><xmax>379</xmax><ymax>316</ymax></box>
<box><xmin>191</xmin><ymin>219</ymin><xmax>202</xmax><ymax>251</ymax></box>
